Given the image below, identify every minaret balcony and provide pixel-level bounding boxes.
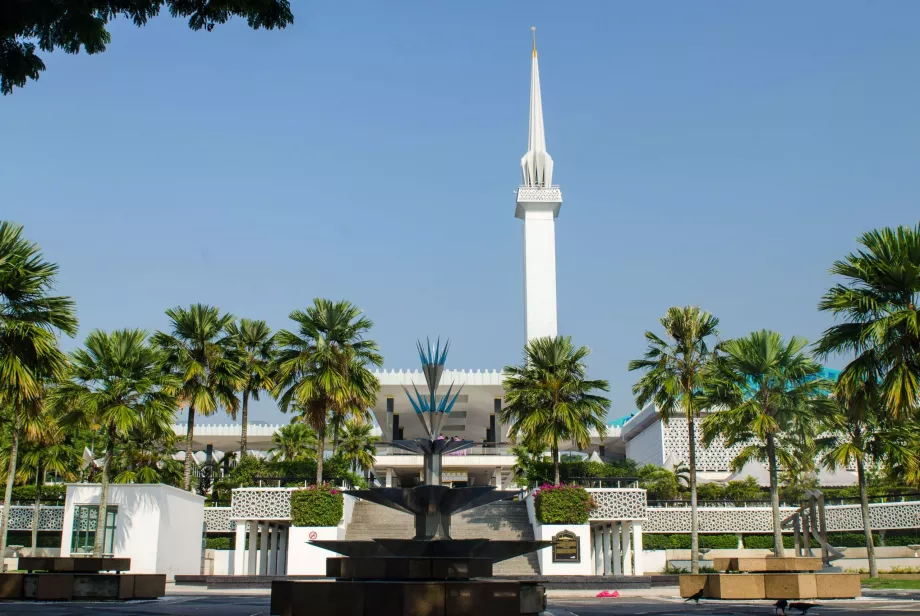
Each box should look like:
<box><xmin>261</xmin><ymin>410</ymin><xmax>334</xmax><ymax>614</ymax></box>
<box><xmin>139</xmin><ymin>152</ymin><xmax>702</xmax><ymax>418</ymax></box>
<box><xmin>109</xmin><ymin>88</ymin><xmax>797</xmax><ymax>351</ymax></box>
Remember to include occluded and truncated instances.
<box><xmin>515</xmin><ymin>185</ymin><xmax>563</xmax><ymax>219</ymax></box>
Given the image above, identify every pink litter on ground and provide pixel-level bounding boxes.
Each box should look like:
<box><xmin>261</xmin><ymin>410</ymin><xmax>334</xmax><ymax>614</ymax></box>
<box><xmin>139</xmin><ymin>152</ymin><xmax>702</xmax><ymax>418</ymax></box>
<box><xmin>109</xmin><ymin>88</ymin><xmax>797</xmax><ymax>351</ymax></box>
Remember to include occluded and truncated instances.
<box><xmin>595</xmin><ymin>590</ymin><xmax>620</xmax><ymax>598</ymax></box>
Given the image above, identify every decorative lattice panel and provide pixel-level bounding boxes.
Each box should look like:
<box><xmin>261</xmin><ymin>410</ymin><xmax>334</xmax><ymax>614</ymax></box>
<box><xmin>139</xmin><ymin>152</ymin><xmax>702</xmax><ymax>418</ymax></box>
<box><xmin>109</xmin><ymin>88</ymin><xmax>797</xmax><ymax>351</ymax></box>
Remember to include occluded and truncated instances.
<box><xmin>825</xmin><ymin>502</ymin><xmax>920</xmax><ymax>532</ymax></box>
<box><xmin>645</xmin><ymin>506</ymin><xmax>799</xmax><ymax>533</ymax></box>
<box><xmin>661</xmin><ymin>419</ymin><xmax>749</xmax><ymax>472</ymax></box>
<box><xmin>588</xmin><ymin>490</ymin><xmax>648</xmax><ymax>521</ymax></box>
<box><xmin>204</xmin><ymin>507</ymin><xmax>233</xmax><ymax>532</ymax></box>
<box><xmin>4</xmin><ymin>506</ymin><xmax>65</xmax><ymax>531</ymax></box>
<box><xmin>230</xmin><ymin>489</ymin><xmax>294</xmax><ymax>520</ymax></box>
<box><xmin>517</xmin><ymin>186</ymin><xmax>562</xmax><ymax>202</ymax></box>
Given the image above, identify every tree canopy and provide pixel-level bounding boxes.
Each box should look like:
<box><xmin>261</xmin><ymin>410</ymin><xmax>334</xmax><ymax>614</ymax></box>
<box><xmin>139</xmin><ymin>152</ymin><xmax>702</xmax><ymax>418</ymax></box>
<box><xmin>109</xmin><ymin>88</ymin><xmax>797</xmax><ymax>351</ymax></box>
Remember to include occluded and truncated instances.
<box><xmin>1</xmin><ymin>0</ymin><xmax>294</xmax><ymax>94</ymax></box>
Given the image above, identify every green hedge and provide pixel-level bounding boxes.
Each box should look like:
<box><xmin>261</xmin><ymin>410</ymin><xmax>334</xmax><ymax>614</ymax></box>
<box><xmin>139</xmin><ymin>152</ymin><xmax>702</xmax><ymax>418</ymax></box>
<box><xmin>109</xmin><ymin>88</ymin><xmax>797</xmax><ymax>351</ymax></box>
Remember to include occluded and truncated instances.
<box><xmin>291</xmin><ymin>484</ymin><xmax>344</xmax><ymax>527</ymax></box>
<box><xmin>9</xmin><ymin>485</ymin><xmax>67</xmax><ymax>501</ymax></box>
<box><xmin>6</xmin><ymin>531</ymin><xmax>61</xmax><ymax>548</ymax></box>
<box><xmin>644</xmin><ymin>534</ymin><xmax>739</xmax><ymax>550</ymax></box>
<box><xmin>534</xmin><ymin>484</ymin><xmax>593</xmax><ymax>524</ymax></box>
<box><xmin>205</xmin><ymin>536</ymin><xmax>233</xmax><ymax>550</ymax></box>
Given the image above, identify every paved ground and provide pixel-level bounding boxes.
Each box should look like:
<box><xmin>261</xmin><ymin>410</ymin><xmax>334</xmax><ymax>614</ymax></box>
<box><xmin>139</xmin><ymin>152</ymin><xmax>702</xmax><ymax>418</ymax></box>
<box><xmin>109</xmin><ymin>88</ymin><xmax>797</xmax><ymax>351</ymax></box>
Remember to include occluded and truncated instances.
<box><xmin>0</xmin><ymin>590</ymin><xmax>916</xmax><ymax>615</ymax></box>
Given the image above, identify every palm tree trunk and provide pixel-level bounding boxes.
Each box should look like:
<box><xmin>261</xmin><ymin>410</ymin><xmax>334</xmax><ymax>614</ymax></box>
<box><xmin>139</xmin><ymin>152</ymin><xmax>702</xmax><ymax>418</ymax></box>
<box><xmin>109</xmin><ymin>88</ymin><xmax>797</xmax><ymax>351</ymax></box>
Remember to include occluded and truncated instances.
<box><xmin>688</xmin><ymin>417</ymin><xmax>700</xmax><ymax>574</ymax></box>
<box><xmin>240</xmin><ymin>389</ymin><xmax>250</xmax><ymax>458</ymax></box>
<box><xmin>0</xmin><ymin>410</ymin><xmax>22</xmax><ymax>557</ymax></box>
<box><xmin>856</xmin><ymin>455</ymin><xmax>877</xmax><ymax>577</ymax></box>
<box><xmin>93</xmin><ymin>427</ymin><xmax>115</xmax><ymax>558</ymax></box>
<box><xmin>183</xmin><ymin>405</ymin><xmax>196</xmax><ymax>491</ymax></box>
<box><xmin>766</xmin><ymin>432</ymin><xmax>785</xmax><ymax>557</ymax></box>
<box><xmin>552</xmin><ymin>438</ymin><xmax>560</xmax><ymax>485</ymax></box>
<box><xmin>31</xmin><ymin>461</ymin><xmax>41</xmax><ymax>553</ymax></box>
<box><xmin>316</xmin><ymin>426</ymin><xmax>325</xmax><ymax>485</ymax></box>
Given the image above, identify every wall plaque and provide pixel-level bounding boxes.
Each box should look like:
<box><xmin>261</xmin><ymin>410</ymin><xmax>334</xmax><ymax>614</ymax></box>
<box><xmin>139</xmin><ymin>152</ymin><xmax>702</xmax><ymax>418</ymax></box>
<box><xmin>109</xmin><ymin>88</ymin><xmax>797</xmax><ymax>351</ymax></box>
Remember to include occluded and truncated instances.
<box><xmin>552</xmin><ymin>530</ymin><xmax>580</xmax><ymax>562</ymax></box>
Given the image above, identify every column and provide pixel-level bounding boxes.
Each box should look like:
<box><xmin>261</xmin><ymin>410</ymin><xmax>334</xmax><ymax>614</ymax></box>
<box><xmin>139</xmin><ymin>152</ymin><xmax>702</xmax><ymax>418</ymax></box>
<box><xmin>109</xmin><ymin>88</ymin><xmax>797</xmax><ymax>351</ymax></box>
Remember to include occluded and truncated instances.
<box><xmin>233</xmin><ymin>522</ymin><xmax>246</xmax><ymax>576</ymax></box>
<box><xmin>385</xmin><ymin>468</ymin><xmax>394</xmax><ymax>488</ymax></box>
<box><xmin>259</xmin><ymin>522</ymin><xmax>270</xmax><ymax>575</ymax></box>
<box><xmin>269</xmin><ymin>524</ymin><xmax>281</xmax><ymax>575</ymax></box>
<box><xmin>247</xmin><ymin>520</ymin><xmax>258</xmax><ymax>575</ymax></box>
<box><xmin>277</xmin><ymin>525</ymin><xmax>288</xmax><ymax>575</ymax></box>
<box><xmin>632</xmin><ymin>522</ymin><xmax>643</xmax><ymax>575</ymax></box>
<box><xmin>611</xmin><ymin>522</ymin><xmax>622</xmax><ymax>576</ymax></box>
<box><xmin>593</xmin><ymin>527</ymin><xmax>603</xmax><ymax>575</ymax></box>
<box><xmin>601</xmin><ymin>525</ymin><xmax>611</xmax><ymax>575</ymax></box>
<box><xmin>621</xmin><ymin>522</ymin><xmax>632</xmax><ymax>575</ymax></box>
<box><xmin>386</xmin><ymin>397</ymin><xmax>394</xmax><ymax>440</ymax></box>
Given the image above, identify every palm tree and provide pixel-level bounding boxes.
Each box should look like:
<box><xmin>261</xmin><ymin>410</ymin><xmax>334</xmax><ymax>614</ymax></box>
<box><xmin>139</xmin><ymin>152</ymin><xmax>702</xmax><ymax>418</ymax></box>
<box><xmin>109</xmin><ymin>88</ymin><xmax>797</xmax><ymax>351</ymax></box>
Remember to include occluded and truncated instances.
<box><xmin>110</xmin><ymin>421</ymin><xmax>184</xmax><ymax>486</ymax></box>
<box><xmin>822</xmin><ymin>375</ymin><xmax>919</xmax><ymax>578</ymax></box>
<box><xmin>54</xmin><ymin>329</ymin><xmax>177</xmax><ymax>556</ymax></box>
<box><xmin>501</xmin><ymin>336</ymin><xmax>610</xmax><ymax>486</ymax></box>
<box><xmin>268</xmin><ymin>423</ymin><xmax>319</xmax><ymax>463</ymax></box>
<box><xmin>628</xmin><ymin>306</ymin><xmax>719</xmax><ymax>574</ymax></box>
<box><xmin>225</xmin><ymin>319</ymin><xmax>275</xmax><ymax>458</ymax></box>
<box><xmin>0</xmin><ymin>221</ymin><xmax>78</xmax><ymax>556</ymax></box>
<box><xmin>815</xmin><ymin>225</ymin><xmax>920</xmax><ymax>419</ymax></box>
<box><xmin>338</xmin><ymin>420</ymin><xmax>378</xmax><ymax>474</ymax></box>
<box><xmin>153</xmin><ymin>304</ymin><xmax>243</xmax><ymax>491</ymax></box>
<box><xmin>701</xmin><ymin>330</ymin><xmax>833</xmax><ymax>558</ymax></box>
<box><xmin>272</xmin><ymin>299</ymin><xmax>383</xmax><ymax>484</ymax></box>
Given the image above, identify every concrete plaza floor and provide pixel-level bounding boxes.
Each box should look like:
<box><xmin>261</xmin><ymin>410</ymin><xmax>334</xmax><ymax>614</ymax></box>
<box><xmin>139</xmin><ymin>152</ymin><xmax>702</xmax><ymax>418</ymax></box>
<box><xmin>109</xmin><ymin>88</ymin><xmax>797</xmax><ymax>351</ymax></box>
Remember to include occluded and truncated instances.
<box><xmin>0</xmin><ymin>588</ymin><xmax>916</xmax><ymax>615</ymax></box>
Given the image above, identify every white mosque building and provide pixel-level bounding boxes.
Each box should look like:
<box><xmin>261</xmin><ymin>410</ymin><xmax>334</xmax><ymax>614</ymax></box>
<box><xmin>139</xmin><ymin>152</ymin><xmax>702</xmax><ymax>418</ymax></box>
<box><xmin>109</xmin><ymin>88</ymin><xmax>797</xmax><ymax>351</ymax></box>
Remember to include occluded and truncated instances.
<box><xmin>178</xmin><ymin>35</ymin><xmax>858</xmax><ymax>492</ymax></box>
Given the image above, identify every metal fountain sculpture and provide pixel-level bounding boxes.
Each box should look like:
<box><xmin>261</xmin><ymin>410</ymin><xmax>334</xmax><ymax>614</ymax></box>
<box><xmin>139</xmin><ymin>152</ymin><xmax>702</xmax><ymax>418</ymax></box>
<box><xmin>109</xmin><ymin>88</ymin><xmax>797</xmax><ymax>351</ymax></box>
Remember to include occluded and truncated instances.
<box><xmin>271</xmin><ymin>339</ymin><xmax>550</xmax><ymax>616</ymax></box>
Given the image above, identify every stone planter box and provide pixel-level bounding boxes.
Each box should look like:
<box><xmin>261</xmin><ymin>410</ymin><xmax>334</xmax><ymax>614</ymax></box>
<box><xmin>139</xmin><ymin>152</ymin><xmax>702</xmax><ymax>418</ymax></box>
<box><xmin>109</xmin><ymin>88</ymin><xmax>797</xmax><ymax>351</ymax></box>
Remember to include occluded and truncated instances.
<box><xmin>730</xmin><ymin>557</ymin><xmax>822</xmax><ymax>572</ymax></box>
<box><xmin>680</xmin><ymin>573</ymin><xmax>861</xmax><ymax>600</ymax></box>
<box><xmin>0</xmin><ymin>573</ymin><xmax>165</xmax><ymax>600</ymax></box>
<box><xmin>708</xmin><ymin>573</ymin><xmax>766</xmax><ymax>599</ymax></box>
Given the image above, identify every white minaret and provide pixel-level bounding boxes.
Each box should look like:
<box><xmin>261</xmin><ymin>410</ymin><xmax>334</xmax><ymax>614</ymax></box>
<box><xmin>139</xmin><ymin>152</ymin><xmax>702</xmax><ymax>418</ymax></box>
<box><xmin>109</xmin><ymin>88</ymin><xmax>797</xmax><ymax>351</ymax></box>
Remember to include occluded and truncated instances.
<box><xmin>516</xmin><ymin>27</ymin><xmax>562</xmax><ymax>342</ymax></box>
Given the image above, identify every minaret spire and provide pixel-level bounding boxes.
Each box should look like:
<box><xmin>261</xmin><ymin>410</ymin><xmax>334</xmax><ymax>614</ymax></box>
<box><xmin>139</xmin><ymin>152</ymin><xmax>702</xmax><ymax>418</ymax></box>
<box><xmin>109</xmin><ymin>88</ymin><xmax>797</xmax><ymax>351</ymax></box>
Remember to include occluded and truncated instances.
<box><xmin>521</xmin><ymin>26</ymin><xmax>554</xmax><ymax>188</ymax></box>
<box><xmin>515</xmin><ymin>28</ymin><xmax>563</xmax><ymax>343</ymax></box>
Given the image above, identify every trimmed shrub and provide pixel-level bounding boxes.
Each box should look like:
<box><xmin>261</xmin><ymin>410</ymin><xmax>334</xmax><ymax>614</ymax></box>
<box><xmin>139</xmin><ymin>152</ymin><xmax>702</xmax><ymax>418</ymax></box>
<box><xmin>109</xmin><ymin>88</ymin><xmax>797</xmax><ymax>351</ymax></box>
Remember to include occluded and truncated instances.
<box><xmin>205</xmin><ymin>536</ymin><xmax>232</xmax><ymax>550</ymax></box>
<box><xmin>290</xmin><ymin>484</ymin><xmax>344</xmax><ymax>527</ymax></box>
<box><xmin>9</xmin><ymin>485</ymin><xmax>67</xmax><ymax>502</ymax></box>
<box><xmin>6</xmin><ymin>531</ymin><xmax>61</xmax><ymax>548</ymax></box>
<box><xmin>534</xmin><ymin>484</ymin><xmax>593</xmax><ymax>524</ymax></box>
<box><xmin>643</xmin><ymin>533</ymin><xmax>738</xmax><ymax>550</ymax></box>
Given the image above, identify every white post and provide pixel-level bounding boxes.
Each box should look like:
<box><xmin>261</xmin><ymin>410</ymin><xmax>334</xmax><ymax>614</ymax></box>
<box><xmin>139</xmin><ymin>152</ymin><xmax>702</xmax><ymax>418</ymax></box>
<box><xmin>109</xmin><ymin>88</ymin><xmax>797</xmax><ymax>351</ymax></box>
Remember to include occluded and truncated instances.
<box><xmin>247</xmin><ymin>520</ymin><xmax>258</xmax><ymax>575</ymax></box>
<box><xmin>269</xmin><ymin>524</ymin><xmax>281</xmax><ymax>575</ymax></box>
<box><xmin>611</xmin><ymin>522</ymin><xmax>622</xmax><ymax>576</ymax></box>
<box><xmin>601</xmin><ymin>525</ymin><xmax>611</xmax><ymax>575</ymax></box>
<box><xmin>633</xmin><ymin>522</ymin><xmax>644</xmax><ymax>575</ymax></box>
<box><xmin>593</xmin><ymin>527</ymin><xmax>603</xmax><ymax>576</ymax></box>
<box><xmin>259</xmin><ymin>522</ymin><xmax>270</xmax><ymax>575</ymax></box>
<box><xmin>277</xmin><ymin>525</ymin><xmax>288</xmax><ymax>575</ymax></box>
<box><xmin>233</xmin><ymin>522</ymin><xmax>246</xmax><ymax>576</ymax></box>
<box><xmin>385</xmin><ymin>468</ymin><xmax>394</xmax><ymax>488</ymax></box>
<box><xmin>622</xmin><ymin>521</ymin><xmax>633</xmax><ymax>576</ymax></box>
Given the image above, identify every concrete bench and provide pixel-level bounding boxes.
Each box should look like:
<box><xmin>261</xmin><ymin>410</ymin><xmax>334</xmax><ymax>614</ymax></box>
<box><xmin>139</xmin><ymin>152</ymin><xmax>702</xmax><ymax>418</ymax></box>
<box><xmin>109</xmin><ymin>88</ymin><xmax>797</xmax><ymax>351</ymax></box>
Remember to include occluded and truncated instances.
<box><xmin>17</xmin><ymin>557</ymin><xmax>131</xmax><ymax>574</ymax></box>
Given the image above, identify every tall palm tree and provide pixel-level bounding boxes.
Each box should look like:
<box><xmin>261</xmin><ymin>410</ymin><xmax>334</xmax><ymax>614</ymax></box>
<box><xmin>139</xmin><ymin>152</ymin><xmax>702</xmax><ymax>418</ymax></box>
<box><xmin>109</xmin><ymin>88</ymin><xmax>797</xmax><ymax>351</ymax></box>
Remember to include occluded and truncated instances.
<box><xmin>110</xmin><ymin>422</ymin><xmax>184</xmax><ymax>486</ymax></box>
<box><xmin>225</xmin><ymin>319</ymin><xmax>275</xmax><ymax>458</ymax></box>
<box><xmin>268</xmin><ymin>423</ymin><xmax>319</xmax><ymax>463</ymax></box>
<box><xmin>701</xmin><ymin>330</ymin><xmax>833</xmax><ymax>558</ymax></box>
<box><xmin>272</xmin><ymin>299</ymin><xmax>383</xmax><ymax>484</ymax></box>
<box><xmin>338</xmin><ymin>420</ymin><xmax>378</xmax><ymax>474</ymax></box>
<box><xmin>0</xmin><ymin>221</ymin><xmax>78</xmax><ymax>556</ymax></box>
<box><xmin>822</xmin><ymin>375</ymin><xmax>918</xmax><ymax>578</ymax></box>
<box><xmin>54</xmin><ymin>329</ymin><xmax>177</xmax><ymax>556</ymax></box>
<box><xmin>628</xmin><ymin>306</ymin><xmax>719</xmax><ymax>574</ymax></box>
<box><xmin>501</xmin><ymin>336</ymin><xmax>610</xmax><ymax>486</ymax></box>
<box><xmin>815</xmin><ymin>224</ymin><xmax>920</xmax><ymax>419</ymax></box>
<box><xmin>153</xmin><ymin>304</ymin><xmax>243</xmax><ymax>490</ymax></box>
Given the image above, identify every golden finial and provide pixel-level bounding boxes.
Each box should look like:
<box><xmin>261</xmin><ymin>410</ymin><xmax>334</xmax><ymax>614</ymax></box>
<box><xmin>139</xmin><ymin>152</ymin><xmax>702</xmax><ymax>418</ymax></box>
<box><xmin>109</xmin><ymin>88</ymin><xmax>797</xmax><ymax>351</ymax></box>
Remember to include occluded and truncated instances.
<box><xmin>531</xmin><ymin>25</ymin><xmax>537</xmax><ymax>57</ymax></box>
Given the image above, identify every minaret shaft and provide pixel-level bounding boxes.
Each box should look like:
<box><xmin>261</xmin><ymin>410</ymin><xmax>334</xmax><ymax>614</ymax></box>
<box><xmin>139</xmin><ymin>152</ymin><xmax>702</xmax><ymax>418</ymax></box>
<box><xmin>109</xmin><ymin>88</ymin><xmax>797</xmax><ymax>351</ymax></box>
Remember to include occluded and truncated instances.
<box><xmin>516</xmin><ymin>31</ymin><xmax>562</xmax><ymax>343</ymax></box>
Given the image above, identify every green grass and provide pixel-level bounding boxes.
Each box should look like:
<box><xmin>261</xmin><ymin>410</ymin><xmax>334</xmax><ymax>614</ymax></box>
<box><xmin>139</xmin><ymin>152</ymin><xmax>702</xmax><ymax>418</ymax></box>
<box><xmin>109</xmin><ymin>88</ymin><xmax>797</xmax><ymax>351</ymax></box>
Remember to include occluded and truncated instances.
<box><xmin>861</xmin><ymin>578</ymin><xmax>920</xmax><ymax>590</ymax></box>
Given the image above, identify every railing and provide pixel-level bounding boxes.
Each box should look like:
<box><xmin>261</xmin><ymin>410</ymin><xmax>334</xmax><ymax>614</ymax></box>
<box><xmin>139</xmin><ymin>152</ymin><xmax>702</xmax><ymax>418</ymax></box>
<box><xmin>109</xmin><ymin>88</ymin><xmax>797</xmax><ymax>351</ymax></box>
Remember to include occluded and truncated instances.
<box><xmin>572</xmin><ymin>477</ymin><xmax>640</xmax><ymax>489</ymax></box>
<box><xmin>375</xmin><ymin>443</ymin><xmax>516</xmax><ymax>456</ymax></box>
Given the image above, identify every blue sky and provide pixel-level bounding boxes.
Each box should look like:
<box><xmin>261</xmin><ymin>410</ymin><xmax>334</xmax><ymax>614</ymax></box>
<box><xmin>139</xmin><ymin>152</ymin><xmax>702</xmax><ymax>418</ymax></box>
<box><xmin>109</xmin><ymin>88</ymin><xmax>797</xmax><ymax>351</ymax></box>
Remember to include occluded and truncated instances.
<box><xmin>3</xmin><ymin>2</ymin><xmax>918</xmax><ymax>425</ymax></box>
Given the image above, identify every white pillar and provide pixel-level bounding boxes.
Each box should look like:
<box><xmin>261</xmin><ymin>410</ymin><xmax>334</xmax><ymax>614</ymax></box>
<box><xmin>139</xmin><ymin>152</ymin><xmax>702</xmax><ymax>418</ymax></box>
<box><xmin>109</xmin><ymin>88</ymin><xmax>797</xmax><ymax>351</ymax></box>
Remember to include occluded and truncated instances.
<box><xmin>598</xmin><ymin>526</ymin><xmax>610</xmax><ymax>575</ymax></box>
<box><xmin>233</xmin><ymin>522</ymin><xmax>246</xmax><ymax>576</ymax></box>
<box><xmin>611</xmin><ymin>523</ymin><xmax>622</xmax><ymax>576</ymax></box>
<box><xmin>385</xmin><ymin>468</ymin><xmax>394</xmax><ymax>488</ymax></box>
<box><xmin>259</xmin><ymin>522</ymin><xmax>270</xmax><ymax>575</ymax></box>
<box><xmin>277</xmin><ymin>525</ymin><xmax>288</xmax><ymax>575</ymax></box>
<box><xmin>621</xmin><ymin>521</ymin><xmax>633</xmax><ymax>576</ymax></box>
<box><xmin>247</xmin><ymin>520</ymin><xmax>258</xmax><ymax>575</ymax></box>
<box><xmin>593</xmin><ymin>527</ymin><xmax>603</xmax><ymax>576</ymax></box>
<box><xmin>269</xmin><ymin>524</ymin><xmax>281</xmax><ymax>575</ymax></box>
<box><xmin>632</xmin><ymin>522</ymin><xmax>643</xmax><ymax>575</ymax></box>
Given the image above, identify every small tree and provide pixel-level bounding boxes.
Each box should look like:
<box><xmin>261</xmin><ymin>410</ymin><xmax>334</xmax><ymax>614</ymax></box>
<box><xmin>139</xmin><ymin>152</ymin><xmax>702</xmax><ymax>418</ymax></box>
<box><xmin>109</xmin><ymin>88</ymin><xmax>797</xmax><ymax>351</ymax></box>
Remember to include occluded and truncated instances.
<box><xmin>501</xmin><ymin>336</ymin><xmax>609</xmax><ymax>485</ymax></box>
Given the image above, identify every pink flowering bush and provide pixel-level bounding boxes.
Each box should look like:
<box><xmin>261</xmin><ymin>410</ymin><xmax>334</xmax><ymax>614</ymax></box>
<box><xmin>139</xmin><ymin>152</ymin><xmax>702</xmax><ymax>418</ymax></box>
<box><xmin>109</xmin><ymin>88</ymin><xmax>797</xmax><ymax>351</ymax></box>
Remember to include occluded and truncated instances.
<box><xmin>534</xmin><ymin>483</ymin><xmax>594</xmax><ymax>524</ymax></box>
<box><xmin>291</xmin><ymin>483</ymin><xmax>344</xmax><ymax>527</ymax></box>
